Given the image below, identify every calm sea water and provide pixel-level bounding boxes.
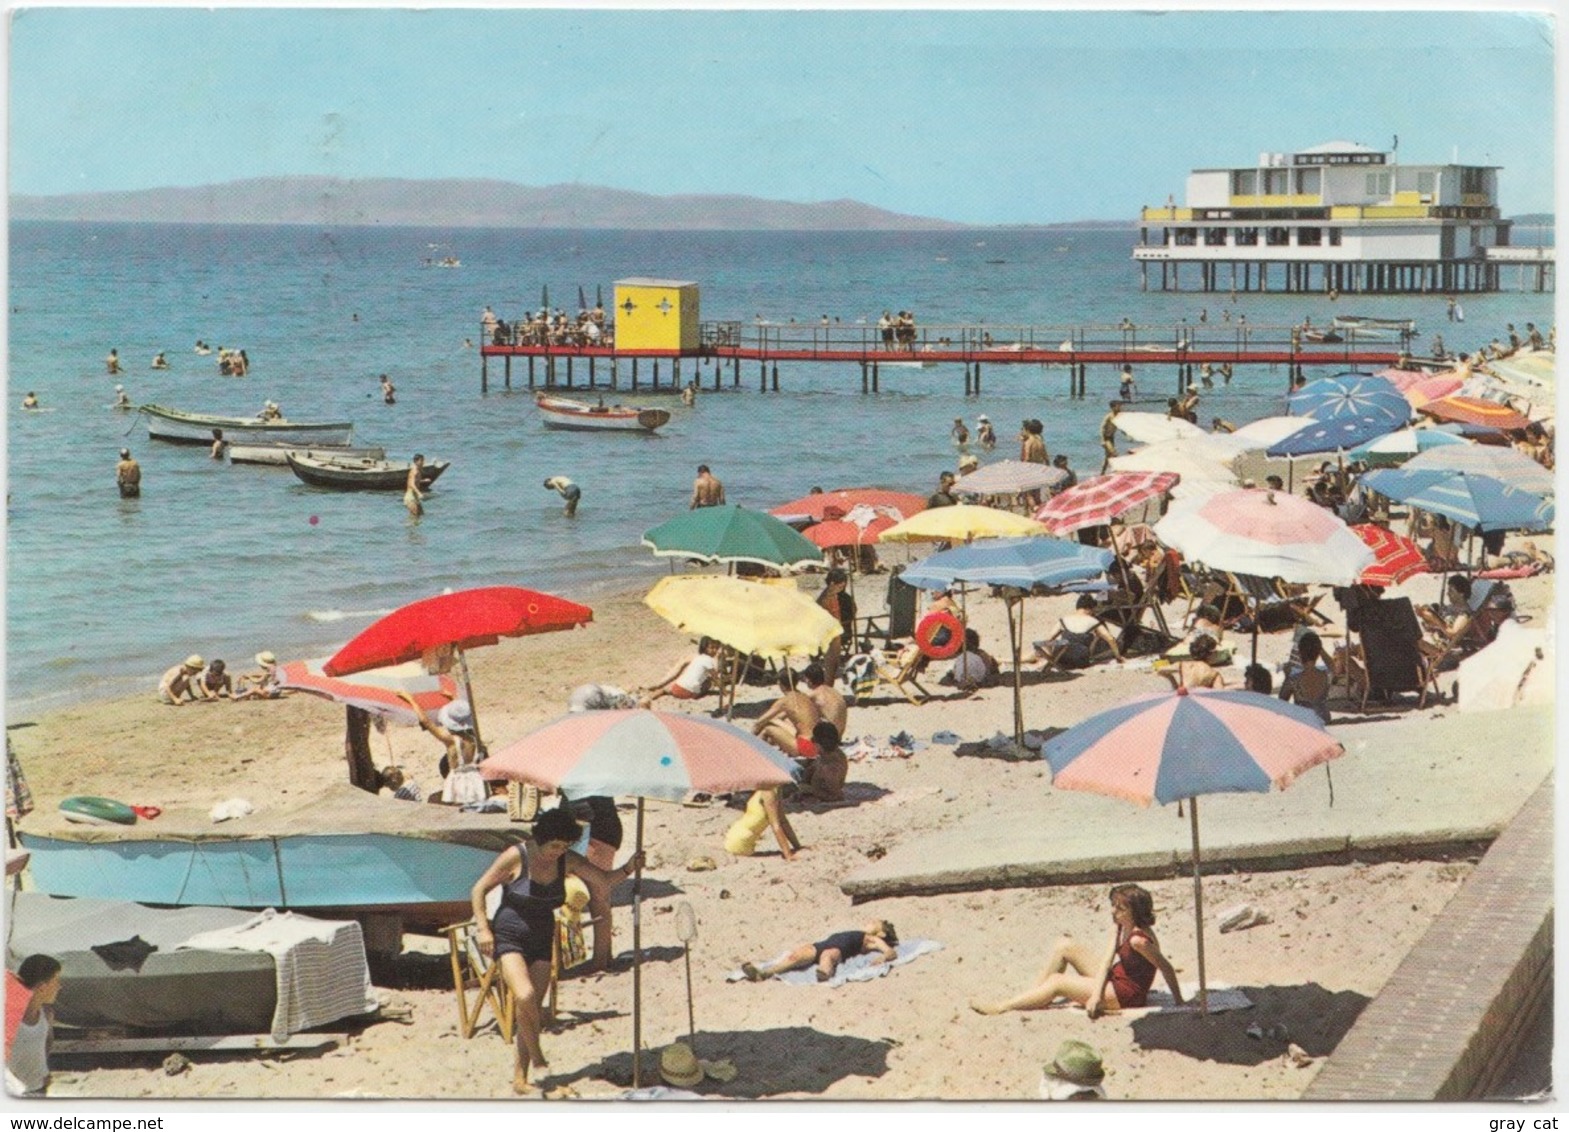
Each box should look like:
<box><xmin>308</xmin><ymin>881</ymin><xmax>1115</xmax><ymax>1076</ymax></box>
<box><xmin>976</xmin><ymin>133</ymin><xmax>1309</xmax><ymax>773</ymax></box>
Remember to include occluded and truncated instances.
<box><xmin>6</xmin><ymin>222</ymin><xmax>1555</xmax><ymax>712</ymax></box>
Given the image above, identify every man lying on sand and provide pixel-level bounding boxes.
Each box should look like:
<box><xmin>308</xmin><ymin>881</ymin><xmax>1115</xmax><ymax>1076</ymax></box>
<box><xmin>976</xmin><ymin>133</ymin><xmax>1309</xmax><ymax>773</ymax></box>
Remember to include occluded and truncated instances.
<box><xmin>742</xmin><ymin>919</ymin><xmax>897</xmax><ymax>983</ymax></box>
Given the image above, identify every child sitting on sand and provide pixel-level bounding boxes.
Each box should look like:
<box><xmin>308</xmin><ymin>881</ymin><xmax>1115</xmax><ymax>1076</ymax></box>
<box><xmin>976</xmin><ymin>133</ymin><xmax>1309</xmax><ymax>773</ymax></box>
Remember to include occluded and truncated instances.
<box><xmin>742</xmin><ymin>919</ymin><xmax>898</xmax><ymax>983</ymax></box>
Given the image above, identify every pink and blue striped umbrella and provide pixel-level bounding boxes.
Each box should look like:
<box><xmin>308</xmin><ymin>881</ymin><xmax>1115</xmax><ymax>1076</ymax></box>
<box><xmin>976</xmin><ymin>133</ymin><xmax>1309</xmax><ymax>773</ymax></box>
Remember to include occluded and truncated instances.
<box><xmin>1044</xmin><ymin>687</ymin><xmax>1343</xmax><ymax>1012</ymax></box>
<box><xmin>483</xmin><ymin>709</ymin><xmax>798</xmax><ymax>1086</ymax></box>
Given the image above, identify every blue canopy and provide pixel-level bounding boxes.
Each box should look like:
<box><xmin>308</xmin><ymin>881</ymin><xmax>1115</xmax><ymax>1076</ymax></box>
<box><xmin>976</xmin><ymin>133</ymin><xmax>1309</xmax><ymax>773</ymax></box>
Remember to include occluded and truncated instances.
<box><xmin>900</xmin><ymin>537</ymin><xmax>1115</xmax><ymax>592</ymax></box>
<box><xmin>1266</xmin><ymin>414</ymin><xmax>1402</xmax><ymax>458</ymax></box>
<box><xmin>1360</xmin><ymin>468</ymin><xmax>1555</xmax><ymax>533</ymax></box>
<box><xmin>1288</xmin><ymin>374</ymin><xmax>1409</xmax><ymax>426</ymax></box>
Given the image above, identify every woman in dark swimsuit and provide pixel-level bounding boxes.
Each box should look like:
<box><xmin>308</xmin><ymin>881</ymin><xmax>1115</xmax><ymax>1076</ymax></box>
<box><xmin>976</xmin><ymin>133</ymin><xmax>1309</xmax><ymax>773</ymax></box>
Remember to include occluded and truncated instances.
<box><xmin>471</xmin><ymin>807</ymin><xmax>642</xmax><ymax>1094</ymax></box>
<box><xmin>971</xmin><ymin>884</ymin><xmax>1182</xmax><ymax>1016</ymax></box>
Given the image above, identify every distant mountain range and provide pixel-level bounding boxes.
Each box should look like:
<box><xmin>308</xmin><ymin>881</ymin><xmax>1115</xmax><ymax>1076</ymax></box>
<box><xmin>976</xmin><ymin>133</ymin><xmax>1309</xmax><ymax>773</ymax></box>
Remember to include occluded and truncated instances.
<box><xmin>9</xmin><ymin>177</ymin><xmax>984</xmax><ymax>230</ymax></box>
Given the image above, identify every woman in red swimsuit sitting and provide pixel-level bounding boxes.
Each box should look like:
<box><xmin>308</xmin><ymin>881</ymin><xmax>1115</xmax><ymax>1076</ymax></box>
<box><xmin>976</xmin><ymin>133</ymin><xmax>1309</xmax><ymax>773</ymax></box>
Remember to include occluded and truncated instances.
<box><xmin>970</xmin><ymin>883</ymin><xmax>1183</xmax><ymax>1017</ymax></box>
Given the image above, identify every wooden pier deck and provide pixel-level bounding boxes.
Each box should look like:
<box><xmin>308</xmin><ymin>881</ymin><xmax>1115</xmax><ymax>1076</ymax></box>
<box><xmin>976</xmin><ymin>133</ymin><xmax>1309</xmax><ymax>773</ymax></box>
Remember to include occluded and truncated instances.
<box><xmin>479</xmin><ymin>320</ymin><xmax>1413</xmax><ymax>395</ymax></box>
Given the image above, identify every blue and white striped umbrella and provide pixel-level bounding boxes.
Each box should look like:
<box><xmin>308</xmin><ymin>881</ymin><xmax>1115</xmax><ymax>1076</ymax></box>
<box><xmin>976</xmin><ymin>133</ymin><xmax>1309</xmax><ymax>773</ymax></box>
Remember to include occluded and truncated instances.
<box><xmin>1360</xmin><ymin>468</ymin><xmax>1555</xmax><ymax>533</ymax></box>
<box><xmin>1288</xmin><ymin>373</ymin><xmax>1409</xmax><ymax>426</ymax></box>
<box><xmin>899</xmin><ymin>536</ymin><xmax>1115</xmax><ymax>592</ymax></box>
<box><xmin>1347</xmin><ymin>427</ymin><xmax>1470</xmax><ymax>466</ymax></box>
<box><xmin>1266</xmin><ymin>414</ymin><xmax>1403</xmax><ymax>457</ymax></box>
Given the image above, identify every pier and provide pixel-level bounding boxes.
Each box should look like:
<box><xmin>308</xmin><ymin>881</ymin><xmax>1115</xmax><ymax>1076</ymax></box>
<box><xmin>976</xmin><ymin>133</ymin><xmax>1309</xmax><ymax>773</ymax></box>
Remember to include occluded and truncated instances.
<box><xmin>479</xmin><ymin>319</ymin><xmax>1412</xmax><ymax>396</ymax></box>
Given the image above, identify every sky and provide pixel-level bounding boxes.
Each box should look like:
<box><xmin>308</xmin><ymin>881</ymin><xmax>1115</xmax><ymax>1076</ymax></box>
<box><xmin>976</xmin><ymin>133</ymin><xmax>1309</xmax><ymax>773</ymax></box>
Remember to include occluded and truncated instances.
<box><xmin>5</xmin><ymin>6</ymin><xmax>1560</xmax><ymax>224</ymax></box>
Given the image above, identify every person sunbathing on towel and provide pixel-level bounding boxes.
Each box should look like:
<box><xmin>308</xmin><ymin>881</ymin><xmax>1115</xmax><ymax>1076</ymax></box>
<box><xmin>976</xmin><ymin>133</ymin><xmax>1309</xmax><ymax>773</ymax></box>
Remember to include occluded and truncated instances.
<box><xmin>742</xmin><ymin>919</ymin><xmax>898</xmax><ymax>983</ymax></box>
<box><xmin>971</xmin><ymin>884</ymin><xmax>1182</xmax><ymax>1016</ymax></box>
<box><xmin>639</xmin><ymin>636</ymin><xmax>721</xmax><ymax>708</ymax></box>
<box><xmin>1158</xmin><ymin>634</ymin><xmax>1225</xmax><ymax>689</ymax></box>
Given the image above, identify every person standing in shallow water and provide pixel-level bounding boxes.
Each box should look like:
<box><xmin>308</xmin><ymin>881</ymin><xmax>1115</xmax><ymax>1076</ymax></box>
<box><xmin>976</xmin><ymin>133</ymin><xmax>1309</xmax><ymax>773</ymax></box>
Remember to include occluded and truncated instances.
<box><xmin>380</xmin><ymin>374</ymin><xmax>396</xmax><ymax>405</ymax></box>
<box><xmin>690</xmin><ymin>464</ymin><xmax>725</xmax><ymax>509</ymax></box>
<box><xmin>116</xmin><ymin>448</ymin><xmax>141</xmax><ymax>498</ymax></box>
<box><xmin>404</xmin><ymin>454</ymin><xmax>426</xmax><ymax>518</ymax></box>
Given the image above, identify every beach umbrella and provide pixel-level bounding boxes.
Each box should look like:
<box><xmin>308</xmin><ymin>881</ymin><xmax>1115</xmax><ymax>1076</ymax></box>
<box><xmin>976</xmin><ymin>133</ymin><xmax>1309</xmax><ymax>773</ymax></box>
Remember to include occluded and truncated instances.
<box><xmin>1346</xmin><ymin>426</ymin><xmax>1469</xmax><ymax>467</ymax></box>
<box><xmin>1360</xmin><ymin>469</ymin><xmax>1555</xmax><ymax>534</ymax></box>
<box><xmin>482</xmin><ymin>710</ymin><xmax>797</xmax><ymax>1087</ymax></box>
<box><xmin>801</xmin><ymin>515</ymin><xmax>898</xmax><ymax>549</ymax></box>
<box><xmin>642</xmin><ymin>505</ymin><xmax>824</xmax><ymax>571</ymax></box>
<box><xmin>1401</xmin><ymin>444</ymin><xmax>1555</xmax><ymax>497</ymax></box>
<box><xmin>1457</xmin><ymin>621</ymin><xmax>1554</xmax><ymax>713</ymax></box>
<box><xmin>1108</xmin><ymin>440</ymin><xmax>1240</xmax><ymax>486</ymax></box>
<box><xmin>324</xmin><ymin>586</ymin><xmax>594</xmax><ymax>746</ymax></box>
<box><xmin>1374</xmin><ymin>367</ymin><xmax>1433</xmax><ymax>393</ymax></box>
<box><xmin>1288</xmin><ymin>373</ymin><xmax>1409</xmax><ymax>426</ymax></box>
<box><xmin>1265</xmin><ymin>414</ymin><xmax>1402</xmax><ymax>458</ymax></box>
<box><xmin>1403</xmin><ymin>373</ymin><xmax>1466</xmax><ymax>409</ymax></box>
<box><xmin>1113</xmin><ymin>412</ymin><xmax>1207</xmax><ymax>446</ymax></box>
<box><xmin>878</xmin><ymin>503</ymin><xmax>1049</xmax><ymax>544</ymax></box>
<box><xmin>1349</xmin><ymin>524</ymin><xmax>1428</xmax><ymax>587</ymax></box>
<box><xmin>1225</xmin><ymin>415</ymin><xmax>1316</xmax><ymax>451</ymax></box>
<box><xmin>643</xmin><ymin>575</ymin><xmax>843</xmax><ymax>660</ymax></box>
<box><xmin>1418</xmin><ymin>395</ymin><xmax>1531</xmax><ymax>433</ymax></box>
<box><xmin>1033</xmin><ymin>471</ymin><xmax>1180</xmax><ymax>535</ymax></box>
<box><xmin>898</xmin><ymin>537</ymin><xmax>1116</xmax><ymax>742</ymax></box>
<box><xmin>276</xmin><ymin>657</ymin><xmax>459</xmax><ymax>725</ymax></box>
<box><xmin>1043</xmin><ymin>687</ymin><xmax>1345</xmax><ymax>1012</ymax></box>
<box><xmin>1153</xmin><ymin>488</ymin><xmax>1374</xmax><ymax>586</ymax></box>
<box><xmin>769</xmin><ymin>489</ymin><xmax>926</xmax><ymax>524</ymax></box>
<box><xmin>953</xmin><ymin>460</ymin><xmax>1069</xmax><ymax>497</ymax></box>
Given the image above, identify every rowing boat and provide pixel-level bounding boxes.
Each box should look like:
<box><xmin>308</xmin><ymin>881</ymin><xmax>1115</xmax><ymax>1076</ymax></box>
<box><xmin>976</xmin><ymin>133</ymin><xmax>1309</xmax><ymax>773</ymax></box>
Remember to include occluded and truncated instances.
<box><xmin>140</xmin><ymin>403</ymin><xmax>354</xmax><ymax>446</ymax></box>
<box><xmin>534</xmin><ymin>391</ymin><xmax>670</xmax><ymax>432</ymax></box>
<box><xmin>228</xmin><ymin>442</ymin><xmax>387</xmax><ymax>467</ymax></box>
<box><xmin>286</xmin><ymin>452</ymin><xmax>450</xmax><ymax>491</ymax></box>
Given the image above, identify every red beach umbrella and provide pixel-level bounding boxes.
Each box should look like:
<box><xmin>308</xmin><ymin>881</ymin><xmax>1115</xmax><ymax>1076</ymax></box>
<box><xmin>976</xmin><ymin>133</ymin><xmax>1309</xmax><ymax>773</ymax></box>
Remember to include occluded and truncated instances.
<box><xmin>324</xmin><ymin>586</ymin><xmax>592</xmax><ymax>677</ymax></box>
<box><xmin>484</xmin><ymin>710</ymin><xmax>797</xmax><ymax>1088</ymax></box>
<box><xmin>276</xmin><ymin>657</ymin><xmax>459</xmax><ymax>725</ymax></box>
<box><xmin>324</xmin><ymin>586</ymin><xmax>592</xmax><ymax>746</ymax></box>
<box><xmin>1418</xmin><ymin>395</ymin><xmax>1532</xmax><ymax>433</ymax></box>
<box><xmin>802</xmin><ymin>516</ymin><xmax>897</xmax><ymax>549</ymax></box>
<box><xmin>1349</xmin><ymin>524</ymin><xmax>1428</xmax><ymax>587</ymax></box>
<box><xmin>1403</xmin><ymin>374</ymin><xmax>1465</xmax><ymax>409</ymax></box>
<box><xmin>769</xmin><ymin>489</ymin><xmax>927</xmax><ymax>524</ymax></box>
<box><xmin>1033</xmin><ymin>471</ymin><xmax>1180</xmax><ymax>535</ymax></box>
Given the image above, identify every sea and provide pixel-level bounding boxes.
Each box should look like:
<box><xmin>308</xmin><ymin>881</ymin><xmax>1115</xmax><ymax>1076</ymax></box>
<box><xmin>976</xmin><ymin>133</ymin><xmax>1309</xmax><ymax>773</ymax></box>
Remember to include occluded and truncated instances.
<box><xmin>5</xmin><ymin>222</ymin><xmax>1556</xmax><ymax>714</ymax></box>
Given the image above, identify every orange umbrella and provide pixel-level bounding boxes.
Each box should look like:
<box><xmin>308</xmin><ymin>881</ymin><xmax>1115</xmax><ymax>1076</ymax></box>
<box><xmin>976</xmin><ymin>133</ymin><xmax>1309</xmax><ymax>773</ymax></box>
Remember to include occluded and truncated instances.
<box><xmin>802</xmin><ymin>516</ymin><xmax>897</xmax><ymax>548</ymax></box>
<box><xmin>770</xmin><ymin>489</ymin><xmax>926</xmax><ymax>524</ymax></box>
<box><xmin>1418</xmin><ymin>395</ymin><xmax>1531</xmax><ymax>432</ymax></box>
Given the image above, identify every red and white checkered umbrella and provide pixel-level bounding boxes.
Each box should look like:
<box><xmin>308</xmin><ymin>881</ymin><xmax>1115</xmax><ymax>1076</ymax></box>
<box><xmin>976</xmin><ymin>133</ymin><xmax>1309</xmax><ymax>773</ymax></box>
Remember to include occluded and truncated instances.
<box><xmin>1033</xmin><ymin>471</ymin><xmax>1180</xmax><ymax>535</ymax></box>
<box><xmin>1349</xmin><ymin>524</ymin><xmax>1428</xmax><ymax>587</ymax></box>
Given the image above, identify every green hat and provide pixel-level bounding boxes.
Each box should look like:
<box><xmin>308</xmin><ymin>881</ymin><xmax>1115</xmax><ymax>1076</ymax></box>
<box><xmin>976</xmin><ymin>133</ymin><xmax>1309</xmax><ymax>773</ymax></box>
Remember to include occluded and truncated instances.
<box><xmin>1049</xmin><ymin>1040</ymin><xmax>1105</xmax><ymax>1086</ymax></box>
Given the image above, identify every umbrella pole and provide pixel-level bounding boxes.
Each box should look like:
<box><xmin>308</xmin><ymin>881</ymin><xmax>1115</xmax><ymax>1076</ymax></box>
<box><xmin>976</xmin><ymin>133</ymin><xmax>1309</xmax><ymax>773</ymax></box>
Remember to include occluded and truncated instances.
<box><xmin>456</xmin><ymin>648</ymin><xmax>484</xmax><ymax>751</ymax></box>
<box><xmin>1190</xmin><ymin>796</ymin><xmax>1209</xmax><ymax>1015</ymax></box>
<box><xmin>632</xmin><ymin>797</ymin><xmax>645</xmax><ymax>1087</ymax></box>
<box><xmin>1010</xmin><ymin>596</ymin><xmax>1024</xmax><ymax>745</ymax></box>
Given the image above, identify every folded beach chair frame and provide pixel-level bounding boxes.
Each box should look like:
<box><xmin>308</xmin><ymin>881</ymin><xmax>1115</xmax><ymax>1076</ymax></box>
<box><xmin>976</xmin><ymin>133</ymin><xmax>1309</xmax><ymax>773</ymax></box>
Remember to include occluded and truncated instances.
<box><xmin>1097</xmin><ymin>560</ymin><xmax>1177</xmax><ymax>656</ymax></box>
<box><xmin>443</xmin><ymin>911</ymin><xmax>592</xmax><ymax>1040</ymax></box>
<box><xmin>871</xmin><ymin>647</ymin><xmax>932</xmax><ymax>705</ymax></box>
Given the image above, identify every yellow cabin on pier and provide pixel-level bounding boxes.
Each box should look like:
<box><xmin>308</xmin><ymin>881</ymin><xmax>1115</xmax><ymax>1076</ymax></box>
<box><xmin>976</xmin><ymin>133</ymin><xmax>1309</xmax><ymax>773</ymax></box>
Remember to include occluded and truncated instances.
<box><xmin>613</xmin><ymin>278</ymin><xmax>700</xmax><ymax>353</ymax></box>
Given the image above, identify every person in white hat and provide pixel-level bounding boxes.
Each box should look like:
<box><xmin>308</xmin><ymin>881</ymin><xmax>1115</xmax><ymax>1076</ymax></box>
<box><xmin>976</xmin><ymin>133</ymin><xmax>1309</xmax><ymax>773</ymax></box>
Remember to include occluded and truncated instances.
<box><xmin>234</xmin><ymin>650</ymin><xmax>283</xmax><ymax>700</ymax></box>
<box><xmin>113</xmin><ymin>384</ymin><xmax>132</xmax><ymax>410</ymax></box>
<box><xmin>397</xmin><ymin>691</ymin><xmax>485</xmax><ymax>804</ymax></box>
<box><xmin>976</xmin><ymin>414</ymin><xmax>996</xmax><ymax>449</ymax></box>
<box><xmin>157</xmin><ymin>655</ymin><xmax>206</xmax><ymax>705</ymax></box>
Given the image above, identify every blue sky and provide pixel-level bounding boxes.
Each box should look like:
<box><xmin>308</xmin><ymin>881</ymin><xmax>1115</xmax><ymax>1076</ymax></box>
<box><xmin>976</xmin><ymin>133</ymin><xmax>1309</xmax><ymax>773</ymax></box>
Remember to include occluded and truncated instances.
<box><xmin>7</xmin><ymin>7</ymin><xmax>1558</xmax><ymax>223</ymax></box>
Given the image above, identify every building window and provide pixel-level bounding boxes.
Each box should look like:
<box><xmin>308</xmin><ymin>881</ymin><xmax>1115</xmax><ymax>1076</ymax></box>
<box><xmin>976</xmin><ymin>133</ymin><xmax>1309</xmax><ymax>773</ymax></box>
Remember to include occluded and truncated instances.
<box><xmin>1328</xmin><ymin>229</ymin><xmax>1342</xmax><ymax>246</ymax></box>
<box><xmin>1235</xmin><ymin>227</ymin><xmax>1259</xmax><ymax>246</ymax></box>
<box><xmin>1365</xmin><ymin>172</ymin><xmax>1392</xmax><ymax>197</ymax></box>
<box><xmin>1295</xmin><ymin>168</ymin><xmax>1322</xmax><ymax>195</ymax></box>
<box><xmin>1264</xmin><ymin>169</ymin><xmax>1289</xmax><ymax>195</ymax></box>
<box><xmin>1417</xmin><ymin>171</ymin><xmax>1436</xmax><ymax>195</ymax></box>
<box><xmin>1265</xmin><ymin>227</ymin><xmax>1291</xmax><ymax>246</ymax></box>
<box><xmin>1173</xmin><ymin>228</ymin><xmax>1197</xmax><ymax>246</ymax></box>
<box><xmin>1233</xmin><ymin>170</ymin><xmax>1257</xmax><ymax>195</ymax></box>
<box><xmin>1298</xmin><ymin>227</ymin><xmax>1322</xmax><ymax>247</ymax></box>
<box><xmin>1205</xmin><ymin>227</ymin><xmax>1228</xmax><ymax>246</ymax></box>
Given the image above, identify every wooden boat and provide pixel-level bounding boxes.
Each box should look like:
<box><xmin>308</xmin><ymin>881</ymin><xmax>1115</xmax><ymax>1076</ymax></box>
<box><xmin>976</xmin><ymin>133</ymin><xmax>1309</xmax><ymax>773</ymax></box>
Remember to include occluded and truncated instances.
<box><xmin>229</xmin><ymin>442</ymin><xmax>387</xmax><ymax>467</ymax></box>
<box><xmin>16</xmin><ymin>786</ymin><xmax>516</xmax><ymax>933</ymax></box>
<box><xmin>534</xmin><ymin>391</ymin><xmax>670</xmax><ymax>432</ymax></box>
<box><xmin>141</xmin><ymin>403</ymin><xmax>354</xmax><ymax>447</ymax></box>
<box><xmin>285</xmin><ymin>452</ymin><xmax>449</xmax><ymax>491</ymax></box>
<box><xmin>1330</xmin><ymin>315</ymin><xmax>1417</xmax><ymax>339</ymax></box>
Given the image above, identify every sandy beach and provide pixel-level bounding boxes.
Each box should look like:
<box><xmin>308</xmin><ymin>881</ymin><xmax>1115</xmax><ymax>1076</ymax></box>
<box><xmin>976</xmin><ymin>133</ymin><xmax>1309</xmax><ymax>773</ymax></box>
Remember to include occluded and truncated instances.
<box><xmin>11</xmin><ymin>548</ymin><xmax>1553</xmax><ymax>1101</ymax></box>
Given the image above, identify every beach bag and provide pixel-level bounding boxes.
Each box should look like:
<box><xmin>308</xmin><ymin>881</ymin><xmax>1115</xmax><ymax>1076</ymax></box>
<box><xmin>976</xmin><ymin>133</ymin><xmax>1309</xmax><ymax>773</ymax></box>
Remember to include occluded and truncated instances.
<box><xmin>442</xmin><ymin>763</ymin><xmax>488</xmax><ymax>807</ymax></box>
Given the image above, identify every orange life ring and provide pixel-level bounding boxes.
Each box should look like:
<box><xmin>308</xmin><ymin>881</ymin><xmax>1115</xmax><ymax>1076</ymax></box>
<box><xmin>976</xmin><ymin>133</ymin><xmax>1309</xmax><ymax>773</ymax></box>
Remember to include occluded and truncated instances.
<box><xmin>915</xmin><ymin>611</ymin><xmax>965</xmax><ymax>660</ymax></box>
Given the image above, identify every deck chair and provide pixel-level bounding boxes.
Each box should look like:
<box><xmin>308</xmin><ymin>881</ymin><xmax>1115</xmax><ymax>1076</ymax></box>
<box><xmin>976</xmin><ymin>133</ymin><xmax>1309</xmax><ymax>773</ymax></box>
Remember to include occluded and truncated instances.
<box><xmin>1034</xmin><ymin>619</ymin><xmax>1119</xmax><ymax>675</ymax></box>
<box><xmin>443</xmin><ymin>907</ymin><xmax>592</xmax><ymax>1039</ymax></box>
<box><xmin>870</xmin><ymin>645</ymin><xmax>932</xmax><ymax>705</ymax></box>
<box><xmin>1099</xmin><ymin>562</ymin><xmax>1178</xmax><ymax>656</ymax></box>
<box><xmin>1348</xmin><ymin>596</ymin><xmax>1435</xmax><ymax>710</ymax></box>
<box><xmin>856</xmin><ymin>566</ymin><xmax>919</xmax><ymax>652</ymax></box>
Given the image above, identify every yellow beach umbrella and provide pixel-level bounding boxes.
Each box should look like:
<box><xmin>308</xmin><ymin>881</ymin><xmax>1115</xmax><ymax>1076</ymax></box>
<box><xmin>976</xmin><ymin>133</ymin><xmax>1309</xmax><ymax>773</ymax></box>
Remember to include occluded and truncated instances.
<box><xmin>878</xmin><ymin>503</ymin><xmax>1049</xmax><ymax>544</ymax></box>
<box><xmin>644</xmin><ymin>575</ymin><xmax>843</xmax><ymax>660</ymax></box>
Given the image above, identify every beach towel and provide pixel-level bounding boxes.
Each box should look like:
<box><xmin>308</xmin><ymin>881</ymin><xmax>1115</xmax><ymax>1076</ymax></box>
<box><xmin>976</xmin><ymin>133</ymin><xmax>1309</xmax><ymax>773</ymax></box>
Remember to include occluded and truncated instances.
<box><xmin>726</xmin><ymin>938</ymin><xmax>943</xmax><ymax>988</ymax></box>
<box><xmin>176</xmin><ymin>909</ymin><xmax>380</xmax><ymax>1041</ymax></box>
<box><xmin>1475</xmin><ymin>563</ymin><xmax>1545</xmax><ymax>580</ymax></box>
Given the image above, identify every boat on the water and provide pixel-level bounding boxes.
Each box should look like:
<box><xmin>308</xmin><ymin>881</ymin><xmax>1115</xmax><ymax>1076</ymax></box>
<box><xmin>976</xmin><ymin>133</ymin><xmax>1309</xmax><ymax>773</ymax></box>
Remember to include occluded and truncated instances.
<box><xmin>286</xmin><ymin>452</ymin><xmax>449</xmax><ymax>491</ymax></box>
<box><xmin>534</xmin><ymin>391</ymin><xmax>670</xmax><ymax>432</ymax></box>
<box><xmin>1330</xmin><ymin>315</ymin><xmax>1417</xmax><ymax>339</ymax></box>
<box><xmin>140</xmin><ymin>403</ymin><xmax>355</xmax><ymax>447</ymax></box>
<box><xmin>229</xmin><ymin>442</ymin><xmax>387</xmax><ymax>467</ymax></box>
<box><xmin>16</xmin><ymin>786</ymin><xmax>517</xmax><ymax>933</ymax></box>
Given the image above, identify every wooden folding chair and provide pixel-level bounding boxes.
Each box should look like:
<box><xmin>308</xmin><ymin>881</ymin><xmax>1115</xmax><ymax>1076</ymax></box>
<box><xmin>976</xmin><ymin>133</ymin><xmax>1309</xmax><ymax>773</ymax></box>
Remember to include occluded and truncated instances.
<box><xmin>871</xmin><ymin>647</ymin><xmax>932</xmax><ymax>705</ymax></box>
<box><xmin>442</xmin><ymin>919</ymin><xmax>515</xmax><ymax>1042</ymax></box>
